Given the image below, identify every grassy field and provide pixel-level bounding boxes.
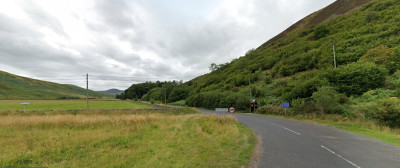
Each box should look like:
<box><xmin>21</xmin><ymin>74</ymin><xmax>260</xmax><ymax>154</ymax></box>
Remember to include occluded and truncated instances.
<box><xmin>0</xmin><ymin>109</ymin><xmax>255</xmax><ymax>167</ymax></box>
<box><xmin>0</xmin><ymin>100</ymin><xmax>151</xmax><ymax>111</ymax></box>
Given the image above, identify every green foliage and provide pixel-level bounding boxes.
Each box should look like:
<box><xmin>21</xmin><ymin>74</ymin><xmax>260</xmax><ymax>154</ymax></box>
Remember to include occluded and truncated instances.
<box><xmin>365</xmin><ymin>11</ymin><xmax>378</xmax><ymax>22</ymax></box>
<box><xmin>291</xmin><ymin>98</ymin><xmax>319</xmax><ymax>114</ymax></box>
<box><xmin>326</xmin><ymin>62</ymin><xmax>388</xmax><ymax>95</ymax></box>
<box><xmin>168</xmin><ymin>87</ymin><xmax>189</xmax><ymax>102</ymax></box>
<box><xmin>255</xmin><ymin>106</ymin><xmax>285</xmax><ymax>115</ymax></box>
<box><xmin>186</xmin><ymin>91</ymin><xmax>248</xmax><ymax>110</ymax></box>
<box><xmin>313</xmin><ymin>25</ymin><xmax>330</xmax><ymax>40</ymax></box>
<box><xmin>121</xmin><ymin>82</ymin><xmax>161</xmax><ymax>100</ymax></box>
<box><xmin>274</xmin><ymin>71</ymin><xmax>330</xmax><ymax>101</ymax></box>
<box><xmin>311</xmin><ymin>86</ymin><xmax>343</xmax><ymax>114</ymax></box>
<box><xmin>355</xmin><ymin>88</ymin><xmax>396</xmax><ymax>103</ymax></box>
<box><xmin>360</xmin><ymin>45</ymin><xmax>400</xmax><ymax>73</ymax></box>
<box><xmin>362</xmin><ymin>98</ymin><xmax>400</xmax><ymax>128</ymax></box>
<box><xmin>186</xmin><ymin>0</ymin><xmax>400</xmax><ymax>95</ymax></box>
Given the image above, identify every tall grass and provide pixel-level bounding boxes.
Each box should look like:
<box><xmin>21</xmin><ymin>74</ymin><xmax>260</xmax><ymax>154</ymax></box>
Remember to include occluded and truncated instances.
<box><xmin>0</xmin><ymin>100</ymin><xmax>152</xmax><ymax>111</ymax></box>
<box><xmin>0</xmin><ymin>109</ymin><xmax>255</xmax><ymax>167</ymax></box>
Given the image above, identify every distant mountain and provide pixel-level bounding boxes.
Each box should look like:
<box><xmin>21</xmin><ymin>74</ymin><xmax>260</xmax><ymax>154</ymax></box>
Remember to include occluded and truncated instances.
<box><xmin>0</xmin><ymin>70</ymin><xmax>110</xmax><ymax>99</ymax></box>
<box><xmin>97</xmin><ymin>89</ymin><xmax>124</xmax><ymax>95</ymax></box>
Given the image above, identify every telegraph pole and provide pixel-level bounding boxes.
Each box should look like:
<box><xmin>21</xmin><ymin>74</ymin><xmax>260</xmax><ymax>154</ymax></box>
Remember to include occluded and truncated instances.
<box><xmin>86</xmin><ymin>73</ymin><xmax>89</xmax><ymax>111</ymax></box>
<box><xmin>333</xmin><ymin>44</ymin><xmax>337</xmax><ymax>68</ymax></box>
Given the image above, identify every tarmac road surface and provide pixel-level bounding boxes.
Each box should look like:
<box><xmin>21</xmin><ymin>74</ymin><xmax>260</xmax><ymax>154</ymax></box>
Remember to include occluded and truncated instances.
<box><xmin>198</xmin><ymin>109</ymin><xmax>400</xmax><ymax>168</ymax></box>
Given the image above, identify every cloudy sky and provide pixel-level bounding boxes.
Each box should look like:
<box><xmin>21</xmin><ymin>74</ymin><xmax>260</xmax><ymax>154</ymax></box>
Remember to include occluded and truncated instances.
<box><xmin>0</xmin><ymin>0</ymin><xmax>335</xmax><ymax>90</ymax></box>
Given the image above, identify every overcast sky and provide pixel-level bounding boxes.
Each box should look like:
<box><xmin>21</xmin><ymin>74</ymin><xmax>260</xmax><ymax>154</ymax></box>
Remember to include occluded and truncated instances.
<box><xmin>0</xmin><ymin>0</ymin><xmax>335</xmax><ymax>90</ymax></box>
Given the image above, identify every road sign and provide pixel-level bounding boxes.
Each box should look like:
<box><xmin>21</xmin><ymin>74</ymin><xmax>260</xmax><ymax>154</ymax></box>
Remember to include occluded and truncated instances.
<box><xmin>281</xmin><ymin>102</ymin><xmax>290</xmax><ymax>108</ymax></box>
<box><xmin>20</xmin><ymin>102</ymin><xmax>30</xmax><ymax>112</ymax></box>
<box><xmin>229</xmin><ymin>107</ymin><xmax>235</xmax><ymax>113</ymax></box>
<box><xmin>215</xmin><ymin>108</ymin><xmax>228</xmax><ymax>121</ymax></box>
<box><xmin>215</xmin><ymin>108</ymin><xmax>228</xmax><ymax>112</ymax></box>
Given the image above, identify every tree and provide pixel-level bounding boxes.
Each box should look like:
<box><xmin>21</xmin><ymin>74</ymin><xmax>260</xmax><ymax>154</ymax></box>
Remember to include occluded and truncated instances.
<box><xmin>327</xmin><ymin>62</ymin><xmax>388</xmax><ymax>96</ymax></box>
<box><xmin>209</xmin><ymin>63</ymin><xmax>218</xmax><ymax>72</ymax></box>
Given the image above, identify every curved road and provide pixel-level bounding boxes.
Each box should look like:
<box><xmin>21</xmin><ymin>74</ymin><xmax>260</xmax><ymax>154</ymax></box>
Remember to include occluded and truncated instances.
<box><xmin>198</xmin><ymin>109</ymin><xmax>400</xmax><ymax>168</ymax></box>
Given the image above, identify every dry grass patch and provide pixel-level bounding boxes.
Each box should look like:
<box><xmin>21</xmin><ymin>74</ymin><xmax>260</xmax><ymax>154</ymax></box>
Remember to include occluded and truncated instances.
<box><xmin>0</xmin><ymin>110</ymin><xmax>255</xmax><ymax>168</ymax></box>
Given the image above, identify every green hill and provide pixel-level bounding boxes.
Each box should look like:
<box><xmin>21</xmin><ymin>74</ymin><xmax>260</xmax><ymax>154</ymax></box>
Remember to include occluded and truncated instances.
<box><xmin>117</xmin><ymin>0</ymin><xmax>400</xmax><ymax>129</ymax></box>
<box><xmin>186</xmin><ymin>0</ymin><xmax>399</xmax><ymax>94</ymax></box>
<box><xmin>0</xmin><ymin>70</ymin><xmax>109</xmax><ymax>99</ymax></box>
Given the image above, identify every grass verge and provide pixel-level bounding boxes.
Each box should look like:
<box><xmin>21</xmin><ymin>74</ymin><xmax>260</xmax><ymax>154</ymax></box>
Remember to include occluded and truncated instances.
<box><xmin>0</xmin><ymin>108</ymin><xmax>255</xmax><ymax>167</ymax></box>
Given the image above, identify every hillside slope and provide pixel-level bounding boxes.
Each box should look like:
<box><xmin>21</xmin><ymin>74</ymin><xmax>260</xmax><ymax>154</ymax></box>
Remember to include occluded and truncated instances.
<box><xmin>0</xmin><ymin>70</ymin><xmax>108</xmax><ymax>99</ymax></box>
<box><xmin>258</xmin><ymin>0</ymin><xmax>373</xmax><ymax>49</ymax></box>
<box><xmin>97</xmin><ymin>89</ymin><xmax>124</xmax><ymax>95</ymax></box>
<box><xmin>188</xmin><ymin>0</ymin><xmax>399</xmax><ymax>93</ymax></box>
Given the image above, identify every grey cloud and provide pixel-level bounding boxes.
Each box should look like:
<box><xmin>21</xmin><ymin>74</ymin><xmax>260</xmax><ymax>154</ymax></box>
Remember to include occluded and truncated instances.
<box><xmin>0</xmin><ymin>0</ymin><xmax>335</xmax><ymax>90</ymax></box>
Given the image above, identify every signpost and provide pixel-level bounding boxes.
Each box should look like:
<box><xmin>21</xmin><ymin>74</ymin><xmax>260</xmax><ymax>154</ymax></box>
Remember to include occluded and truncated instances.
<box><xmin>19</xmin><ymin>102</ymin><xmax>30</xmax><ymax>112</ymax></box>
<box><xmin>215</xmin><ymin>108</ymin><xmax>228</xmax><ymax>121</ymax></box>
<box><xmin>281</xmin><ymin>102</ymin><xmax>289</xmax><ymax>115</ymax></box>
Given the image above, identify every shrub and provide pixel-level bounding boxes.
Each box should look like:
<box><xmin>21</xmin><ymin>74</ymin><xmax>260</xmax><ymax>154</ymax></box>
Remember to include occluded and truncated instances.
<box><xmin>313</xmin><ymin>25</ymin><xmax>330</xmax><ymax>40</ymax></box>
<box><xmin>327</xmin><ymin>62</ymin><xmax>388</xmax><ymax>96</ymax></box>
<box><xmin>186</xmin><ymin>91</ymin><xmax>249</xmax><ymax>110</ymax></box>
<box><xmin>291</xmin><ymin>98</ymin><xmax>319</xmax><ymax>114</ymax></box>
<box><xmin>362</xmin><ymin>98</ymin><xmax>400</xmax><ymax>128</ymax></box>
<box><xmin>279</xmin><ymin>77</ymin><xmax>329</xmax><ymax>101</ymax></box>
<box><xmin>264</xmin><ymin>76</ymin><xmax>273</xmax><ymax>84</ymax></box>
<box><xmin>357</xmin><ymin>88</ymin><xmax>396</xmax><ymax>103</ymax></box>
<box><xmin>311</xmin><ymin>86</ymin><xmax>341</xmax><ymax>114</ymax></box>
<box><xmin>256</xmin><ymin>105</ymin><xmax>285</xmax><ymax>115</ymax></box>
<box><xmin>365</xmin><ymin>11</ymin><xmax>378</xmax><ymax>22</ymax></box>
<box><xmin>360</xmin><ymin>45</ymin><xmax>400</xmax><ymax>73</ymax></box>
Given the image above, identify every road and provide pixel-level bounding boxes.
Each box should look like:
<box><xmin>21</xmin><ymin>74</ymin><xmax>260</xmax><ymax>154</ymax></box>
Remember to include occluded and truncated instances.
<box><xmin>198</xmin><ymin>109</ymin><xmax>400</xmax><ymax>168</ymax></box>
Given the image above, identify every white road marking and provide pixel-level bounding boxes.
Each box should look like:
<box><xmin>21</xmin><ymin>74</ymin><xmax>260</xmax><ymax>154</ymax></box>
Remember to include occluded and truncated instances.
<box><xmin>272</xmin><ymin>123</ymin><xmax>301</xmax><ymax>135</ymax></box>
<box><xmin>321</xmin><ymin>145</ymin><xmax>361</xmax><ymax>168</ymax></box>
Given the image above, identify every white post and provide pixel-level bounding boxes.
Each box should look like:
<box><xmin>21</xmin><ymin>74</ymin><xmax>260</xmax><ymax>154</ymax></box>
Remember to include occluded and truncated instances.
<box><xmin>333</xmin><ymin>44</ymin><xmax>337</xmax><ymax>68</ymax></box>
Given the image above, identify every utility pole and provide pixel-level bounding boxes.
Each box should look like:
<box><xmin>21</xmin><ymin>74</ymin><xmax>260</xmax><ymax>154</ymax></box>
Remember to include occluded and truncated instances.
<box><xmin>86</xmin><ymin>73</ymin><xmax>89</xmax><ymax>111</ymax></box>
<box><xmin>333</xmin><ymin>44</ymin><xmax>337</xmax><ymax>68</ymax></box>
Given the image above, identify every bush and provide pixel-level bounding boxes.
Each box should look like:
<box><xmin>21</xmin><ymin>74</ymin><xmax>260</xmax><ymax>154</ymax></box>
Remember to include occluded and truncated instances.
<box><xmin>357</xmin><ymin>88</ymin><xmax>396</xmax><ymax>103</ymax></box>
<box><xmin>365</xmin><ymin>11</ymin><xmax>378</xmax><ymax>22</ymax></box>
<box><xmin>311</xmin><ymin>86</ymin><xmax>342</xmax><ymax>114</ymax></box>
<box><xmin>327</xmin><ymin>62</ymin><xmax>388</xmax><ymax>96</ymax></box>
<box><xmin>264</xmin><ymin>76</ymin><xmax>273</xmax><ymax>84</ymax></box>
<box><xmin>313</xmin><ymin>25</ymin><xmax>330</xmax><ymax>40</ymax></box>
<box><xmin>256</xmin><ymin>106</ymin><xmax>285</xmax><ymax>115</ymax></box>
<box><xmin>360</xmin><ymin>45</ymin><xmax>400</xmax><ymax>73</ymax></box>
<box><xmin>291</xmin><ymin>98</ymin><xmax>319</xmax><ymax>114</ymax></box>
<box><xmin>186</xmin><ymin>91</ymin><xmax>249</xmax><ymax>110</ymax></box>
<box><xmin>362</xmin><ymin>98</ymin><xmax>400</xmax><ymax>128</ymax></box>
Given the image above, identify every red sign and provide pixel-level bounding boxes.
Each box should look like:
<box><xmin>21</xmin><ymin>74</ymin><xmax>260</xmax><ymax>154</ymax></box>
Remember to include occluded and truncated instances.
<box><xmin>229</xmin><ymin>107</ymin><xmax>235</xmax><ymax>113</ymax></box>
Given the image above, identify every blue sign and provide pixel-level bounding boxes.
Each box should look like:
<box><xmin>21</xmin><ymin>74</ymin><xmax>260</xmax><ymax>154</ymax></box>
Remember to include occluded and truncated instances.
<box><xmin>281</xmin><ymin>102</ymin><xmax>290</xmax><ymax>108</ymax></box>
